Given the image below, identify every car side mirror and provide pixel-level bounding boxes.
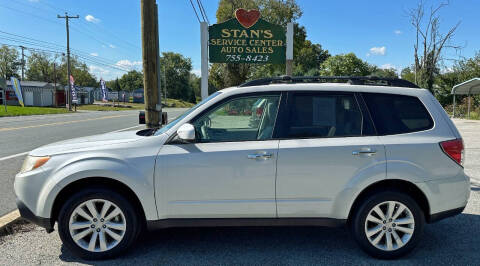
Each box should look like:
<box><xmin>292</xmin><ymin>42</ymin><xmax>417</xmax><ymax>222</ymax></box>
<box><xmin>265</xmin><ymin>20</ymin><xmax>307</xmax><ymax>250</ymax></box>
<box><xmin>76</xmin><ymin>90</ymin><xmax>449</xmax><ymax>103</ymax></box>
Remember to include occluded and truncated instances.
<box><xmin>177</xmin><ymin>123</ymin><xmax>195</xmax><ymax>141</ymax></box>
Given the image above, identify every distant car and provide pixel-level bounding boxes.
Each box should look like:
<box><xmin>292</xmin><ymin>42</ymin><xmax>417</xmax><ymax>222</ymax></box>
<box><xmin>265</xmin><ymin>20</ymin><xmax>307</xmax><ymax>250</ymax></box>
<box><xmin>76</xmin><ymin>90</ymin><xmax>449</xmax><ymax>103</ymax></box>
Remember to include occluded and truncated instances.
<box><xmin>15</xmin><ymin>76</ymin><xmax>469</xmax><ymax>260</ymax></box>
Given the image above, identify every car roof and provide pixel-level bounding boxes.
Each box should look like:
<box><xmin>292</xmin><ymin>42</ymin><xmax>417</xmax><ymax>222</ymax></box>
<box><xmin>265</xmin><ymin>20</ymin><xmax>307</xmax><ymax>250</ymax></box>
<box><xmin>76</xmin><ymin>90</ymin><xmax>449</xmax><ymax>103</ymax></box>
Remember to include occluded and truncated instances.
<box><xmin>219</xmin><ymin>83</ymin><xmax>429</xmax><ymax>97</ymax></box>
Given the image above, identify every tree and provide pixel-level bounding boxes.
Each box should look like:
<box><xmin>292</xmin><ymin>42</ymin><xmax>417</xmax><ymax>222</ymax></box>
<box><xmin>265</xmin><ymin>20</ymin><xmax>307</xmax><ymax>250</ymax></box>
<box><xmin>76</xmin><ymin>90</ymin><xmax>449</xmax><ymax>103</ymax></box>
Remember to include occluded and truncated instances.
<box><xmin>293</xmin><ymin>39</ymin><xmax>330</xmax><ymax>76</ymax></box>
<box><xmin>57</xmin><ymin>56</ymin><xmax>97</xmax><ymax>87</ymax></box>
<box><xmin>0</xmin><ymin>45</ymin><xmax>20</xmax><ymax>79</ymax></box>
<box><xmin>160</xmin><ymin>52</ymin><xmax>194</xmax><ymax>101</ymax></box>
<box><xmin>319</xmin><ymin>53</ymin><xmax>372</xmax><ymax>76</ymax></box>
<box><xmin>401</xmin><ymin>67</ymin><xmax>416</xmax><ymax>83</ymax></box>
<box><xmin>26</xmin><ymin>52</ymin><xmax>55</xmax><ymax>82</ymax></box>
<box><xmin>370</xmin><ymin>67</ymin><xmax>398</xmax><ymax>79</ymax></box>
<box><xmin>408</xmin><ymin>1</ymin><xmax>461</xmax><ymax>91</ymax></box>
<box><xmin>118</xmin><ymin>70</ymin><xmax>143</xmax><ymax>91</ymax></box>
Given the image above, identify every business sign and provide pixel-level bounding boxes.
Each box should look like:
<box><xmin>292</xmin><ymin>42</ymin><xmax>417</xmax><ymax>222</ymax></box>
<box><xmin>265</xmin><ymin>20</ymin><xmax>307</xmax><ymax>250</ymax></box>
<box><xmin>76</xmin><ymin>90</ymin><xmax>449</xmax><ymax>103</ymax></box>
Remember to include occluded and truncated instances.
<box><xmin>10</xmin><ymin>77</ymin><xmax>24</xmax><ymax>107</ymax></box>
<box><xmin>208</xmin><ymin>9</ymin><xmax>286</xmax><ymax>64</ymax></box>
<box><xmin>69</xmin><ymin>75</ymin><xmax>78</xmax><ymax>104</ymax></box>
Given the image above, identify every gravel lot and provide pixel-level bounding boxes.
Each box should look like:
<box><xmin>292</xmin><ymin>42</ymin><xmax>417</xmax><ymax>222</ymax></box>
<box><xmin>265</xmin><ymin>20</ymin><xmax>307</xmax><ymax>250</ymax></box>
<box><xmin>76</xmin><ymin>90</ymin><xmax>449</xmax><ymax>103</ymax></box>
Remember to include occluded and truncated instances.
<box><xmin>0</xmin><ymin>119</ymin><xmax>479</xmax><ymax>265</ymax></box>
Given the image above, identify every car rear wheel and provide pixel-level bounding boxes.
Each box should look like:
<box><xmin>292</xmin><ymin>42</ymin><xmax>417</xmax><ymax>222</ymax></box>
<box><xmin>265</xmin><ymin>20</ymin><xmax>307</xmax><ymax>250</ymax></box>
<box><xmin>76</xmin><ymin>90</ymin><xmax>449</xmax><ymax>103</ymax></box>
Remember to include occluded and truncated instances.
<box><xmin>351</xmin><ymin>190</ymin><xmax>425</xmax><ymax>259</ymax></box>
<box><xmin>58</xmin><ymin>187</ymin><xmax>141</xmax><ymax>260</ymax></box>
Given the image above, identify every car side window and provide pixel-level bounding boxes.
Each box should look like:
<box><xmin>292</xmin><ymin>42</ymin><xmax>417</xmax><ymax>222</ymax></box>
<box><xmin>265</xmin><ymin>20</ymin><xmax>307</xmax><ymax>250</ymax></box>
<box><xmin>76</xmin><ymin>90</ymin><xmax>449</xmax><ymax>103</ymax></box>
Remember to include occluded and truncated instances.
<box><xmin>192</xmin><ymin>95</ymin><xmax>280</xmax><ymax>142</ymax></box>
<box><xmin>283</xmin><ymin>93</ymin><xmax>364</xmax><ymax>138</ymax></box>
<box><xmin>362</xmin><ymin>93</ymin><xmax>434</xmax><ymax>135</ymax></box>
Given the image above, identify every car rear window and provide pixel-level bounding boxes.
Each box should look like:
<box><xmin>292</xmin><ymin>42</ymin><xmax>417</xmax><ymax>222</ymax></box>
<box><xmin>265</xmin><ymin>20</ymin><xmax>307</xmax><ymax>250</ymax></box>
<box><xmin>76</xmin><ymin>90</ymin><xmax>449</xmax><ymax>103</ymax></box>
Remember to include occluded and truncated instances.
<box><xmin>362</xmin><ymin>93</ymin><xmax>434</xmax><ymax>135</ymax></box>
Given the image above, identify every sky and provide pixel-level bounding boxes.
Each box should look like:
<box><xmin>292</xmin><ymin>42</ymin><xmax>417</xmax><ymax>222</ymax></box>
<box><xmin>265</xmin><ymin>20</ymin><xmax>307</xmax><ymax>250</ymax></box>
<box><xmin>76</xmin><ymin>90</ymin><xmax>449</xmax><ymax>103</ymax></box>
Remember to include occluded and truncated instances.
<box><xmin>0</xmin><ymin>0</ymin><xmax>478</xmax><ymax>81</ymax></box>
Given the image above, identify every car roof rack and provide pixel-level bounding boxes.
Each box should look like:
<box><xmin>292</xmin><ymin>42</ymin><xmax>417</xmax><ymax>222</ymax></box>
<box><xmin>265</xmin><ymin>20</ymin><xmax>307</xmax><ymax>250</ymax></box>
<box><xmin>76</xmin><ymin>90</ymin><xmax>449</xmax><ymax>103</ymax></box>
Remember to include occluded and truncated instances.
<box><xmin>238</xmin><ymin>76</ymin><xmax>419</xmax><ymax>88</ymax></box>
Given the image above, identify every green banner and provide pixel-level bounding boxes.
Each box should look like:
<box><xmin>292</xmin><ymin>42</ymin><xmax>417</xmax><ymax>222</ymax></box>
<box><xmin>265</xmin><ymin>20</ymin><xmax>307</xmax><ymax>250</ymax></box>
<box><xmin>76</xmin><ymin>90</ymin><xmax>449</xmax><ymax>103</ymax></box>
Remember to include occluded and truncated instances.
<box><xmin>209</xmin><ymin>18</ymin><xmax>286</xmax><ymax>64</ymax></box>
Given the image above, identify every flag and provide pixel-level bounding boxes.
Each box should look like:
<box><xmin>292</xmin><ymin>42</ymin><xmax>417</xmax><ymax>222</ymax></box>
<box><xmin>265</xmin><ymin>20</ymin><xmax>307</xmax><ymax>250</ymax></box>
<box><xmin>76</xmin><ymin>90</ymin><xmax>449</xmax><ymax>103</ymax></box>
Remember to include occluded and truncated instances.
<box><xmin>100</xmin><ymin>78</ymin><xmax>107</xmax><ymax>102</ymax></box>
<box><xmin>10</xmin><ymin>77</ymin><xmax>24</xmax><ymax>107</ymax></box>
<box><xmin>69</xmin><ymin>75</ymin><xmax>78</xmax><ymax>104</ymax></box>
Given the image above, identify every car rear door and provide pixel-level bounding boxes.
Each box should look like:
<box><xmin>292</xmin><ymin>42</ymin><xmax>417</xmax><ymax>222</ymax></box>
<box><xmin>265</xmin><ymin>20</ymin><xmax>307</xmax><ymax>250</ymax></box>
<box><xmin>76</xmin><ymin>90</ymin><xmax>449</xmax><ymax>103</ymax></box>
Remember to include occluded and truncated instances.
<box><xmin>275</xmin><ymin>91</ymin><xmax>386</xmax><ymax>218</ymax></box>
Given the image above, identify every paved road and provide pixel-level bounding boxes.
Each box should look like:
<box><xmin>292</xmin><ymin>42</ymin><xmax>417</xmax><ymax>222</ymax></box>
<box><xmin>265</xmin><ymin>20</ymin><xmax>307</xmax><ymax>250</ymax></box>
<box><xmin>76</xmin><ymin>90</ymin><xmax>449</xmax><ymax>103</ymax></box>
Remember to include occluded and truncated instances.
<box><xmin>0</xmin><ymin>119</ymin><xmax>479</xmax><ymax>265</ymax></box>
<box><xmin>0</xmin><ymin>109</ymin><xmax>187</xmax><ymax>216</ymax></box>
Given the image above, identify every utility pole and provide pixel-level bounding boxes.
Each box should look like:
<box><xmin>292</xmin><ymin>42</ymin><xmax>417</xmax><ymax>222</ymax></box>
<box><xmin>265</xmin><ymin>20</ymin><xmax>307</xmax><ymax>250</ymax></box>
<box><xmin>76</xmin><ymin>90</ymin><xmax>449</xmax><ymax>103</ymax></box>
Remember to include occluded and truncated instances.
<box><xmin>57</xmin><ymin>12</ymin><xmax>79</xmax><ymax>111</ymax></box>
<box><xmin>155</xmin><ymin>3</ymin><xmax>162</xmax><ymax>122</ymax></box>
<box><xmin>141</xmin><ymin>0</ymin><xmax>160</xmax><ymax>128</ymax></box>
<box><xmin>19</xmin><ymin>46</ymin><xmax>25</xmax><ymax>80</ymax></box>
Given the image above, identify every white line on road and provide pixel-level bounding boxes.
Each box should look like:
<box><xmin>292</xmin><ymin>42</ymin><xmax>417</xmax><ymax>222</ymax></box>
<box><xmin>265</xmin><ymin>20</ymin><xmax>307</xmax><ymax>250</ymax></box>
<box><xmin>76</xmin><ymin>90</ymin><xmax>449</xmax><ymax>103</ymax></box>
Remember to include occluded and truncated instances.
<box><xmin>111</xmin><ymin>125</ymin><xmax>144</xmax><ymax>133</ymax></box>
<box><xmin>0</xmin><ymin>152</ymin><xmax>29</xmax><ymax>162</ymax></box>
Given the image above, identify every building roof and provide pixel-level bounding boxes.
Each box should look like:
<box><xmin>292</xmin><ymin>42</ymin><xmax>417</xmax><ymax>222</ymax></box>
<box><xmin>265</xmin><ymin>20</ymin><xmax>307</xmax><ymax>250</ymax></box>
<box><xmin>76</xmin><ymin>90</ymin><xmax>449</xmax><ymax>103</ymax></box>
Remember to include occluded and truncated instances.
<box><xmin>6</xmin><ymin>80</ymin><xmax>51</xmax><ymax>87</ymax></box>
<box><xmin>451</xmin><ymin>78</ymin><xmax>480</xmax><ymax>95</ymax></box>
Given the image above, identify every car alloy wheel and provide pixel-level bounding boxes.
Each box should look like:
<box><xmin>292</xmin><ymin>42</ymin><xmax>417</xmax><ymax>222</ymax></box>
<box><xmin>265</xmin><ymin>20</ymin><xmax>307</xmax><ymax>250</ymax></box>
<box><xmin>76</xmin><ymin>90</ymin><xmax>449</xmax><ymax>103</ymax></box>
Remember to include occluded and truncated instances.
<box><xmin>68</xmin><ymin>199</ymin><xmax>127</xmax><ymax>252</ymax></box>
<box><xmin>364</xmin><ymin>200</ymin><xmax>415</xmax><ymax>251</ymax></box>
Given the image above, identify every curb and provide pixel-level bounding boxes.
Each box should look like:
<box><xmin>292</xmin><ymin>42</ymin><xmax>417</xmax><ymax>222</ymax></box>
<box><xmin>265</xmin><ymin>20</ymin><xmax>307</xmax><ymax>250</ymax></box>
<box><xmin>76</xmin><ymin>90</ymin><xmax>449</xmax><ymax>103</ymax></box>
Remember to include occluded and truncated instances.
<box><xmin>0</xmin><ymin>209</ymin><xmax>21</xmax><ymax>235</ymax></box>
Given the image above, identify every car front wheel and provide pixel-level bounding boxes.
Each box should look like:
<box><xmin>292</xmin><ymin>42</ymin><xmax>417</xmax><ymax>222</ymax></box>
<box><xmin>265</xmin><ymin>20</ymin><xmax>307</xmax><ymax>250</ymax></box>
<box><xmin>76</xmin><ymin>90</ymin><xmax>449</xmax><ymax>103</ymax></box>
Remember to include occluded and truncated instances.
<box><xmin>351</xmin><ymin>190</ymin><xmax>425</xmax><ymax>259</ymax></box>
<box><xmin>57</xmin><ymin>187</ymin><xmax>141</xmax><ymax>260</ymax></box>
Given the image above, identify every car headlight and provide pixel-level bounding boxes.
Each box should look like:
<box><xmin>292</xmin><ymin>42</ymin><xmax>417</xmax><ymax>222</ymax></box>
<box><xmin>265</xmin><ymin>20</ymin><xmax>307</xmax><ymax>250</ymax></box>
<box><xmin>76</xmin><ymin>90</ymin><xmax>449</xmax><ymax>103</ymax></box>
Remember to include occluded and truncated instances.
<box><xmin>20</xmin><ymin>155</ymin><xmax>50</xmax><ymax>174</ymax></box>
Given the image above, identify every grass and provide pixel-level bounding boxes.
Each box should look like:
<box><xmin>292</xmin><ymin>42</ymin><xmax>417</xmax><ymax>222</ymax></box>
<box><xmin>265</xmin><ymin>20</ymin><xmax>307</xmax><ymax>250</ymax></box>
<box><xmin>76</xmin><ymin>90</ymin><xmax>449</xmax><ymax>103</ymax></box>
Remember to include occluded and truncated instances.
<box><xmin>74</xmin><ymin>98</ymin><xmax>195</xmax><ymax>112</ymax></box>
<box><xmin>0</xmin><ymin>105</ymin><xmax>69</xmax><ymax>117</ymax></box>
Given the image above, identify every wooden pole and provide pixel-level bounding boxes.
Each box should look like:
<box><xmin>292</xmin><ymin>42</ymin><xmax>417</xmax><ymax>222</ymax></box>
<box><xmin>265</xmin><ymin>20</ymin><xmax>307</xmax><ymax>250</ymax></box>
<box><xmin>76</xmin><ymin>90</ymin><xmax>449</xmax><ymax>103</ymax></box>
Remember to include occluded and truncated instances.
<box><xmin>141</xmin><ymin>0</ymin><xmax>160</xmax><ymax>128</ymax></box>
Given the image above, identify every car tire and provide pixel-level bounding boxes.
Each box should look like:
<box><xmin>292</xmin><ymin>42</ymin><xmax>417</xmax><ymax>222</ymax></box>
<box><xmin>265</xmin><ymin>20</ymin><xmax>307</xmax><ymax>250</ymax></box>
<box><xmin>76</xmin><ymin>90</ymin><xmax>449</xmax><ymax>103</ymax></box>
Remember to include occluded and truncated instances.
<box><xmin>57</xmin><ymin>187</ymin><xmax>141</xmax><ymax>260</ymax></box>
<box><xmin>350</xmin><ymin>190</ymin><xmax>425</xmax><ymax>259</ymax></box>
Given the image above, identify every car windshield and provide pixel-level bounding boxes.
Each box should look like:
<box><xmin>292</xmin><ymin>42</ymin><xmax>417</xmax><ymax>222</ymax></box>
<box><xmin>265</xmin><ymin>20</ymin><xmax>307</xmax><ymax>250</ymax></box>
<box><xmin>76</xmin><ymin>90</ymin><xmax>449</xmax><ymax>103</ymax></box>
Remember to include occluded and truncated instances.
<box><xmin>154</xmin><ymin>91</ymin><xmax>221</xmax><ymax>136</ymax></box>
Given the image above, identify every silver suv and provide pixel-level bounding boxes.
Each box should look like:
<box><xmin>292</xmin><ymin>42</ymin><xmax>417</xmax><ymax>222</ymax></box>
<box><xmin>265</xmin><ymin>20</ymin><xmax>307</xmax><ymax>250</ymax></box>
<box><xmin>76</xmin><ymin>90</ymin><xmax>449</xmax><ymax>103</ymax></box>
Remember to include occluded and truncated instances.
<box><xmin>15</xmin><ymin>77</ymin><xmax>470</xmax><ymax>260</ymax></box>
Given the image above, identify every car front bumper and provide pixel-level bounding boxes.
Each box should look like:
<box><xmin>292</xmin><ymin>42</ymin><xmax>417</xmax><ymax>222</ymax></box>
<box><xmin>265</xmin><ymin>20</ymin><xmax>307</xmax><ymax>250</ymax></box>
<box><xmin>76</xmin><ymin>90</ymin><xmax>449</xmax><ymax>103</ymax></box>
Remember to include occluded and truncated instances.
<box><xmin>16</xmin><ymin>198</ymin><xmax>54</xmax><ymax>233</ymax></box>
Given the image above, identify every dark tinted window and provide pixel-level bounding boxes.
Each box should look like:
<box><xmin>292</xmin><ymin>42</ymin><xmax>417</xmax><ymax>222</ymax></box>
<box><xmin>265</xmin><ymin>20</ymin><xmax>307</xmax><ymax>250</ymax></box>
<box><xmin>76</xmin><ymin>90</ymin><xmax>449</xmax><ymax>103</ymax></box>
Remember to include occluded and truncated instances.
<box><xmin>283</xmin><ymin>93</ymin><xmax>365</xmax><ymax>138</ymax></box>
<box><xmin>363</xmin><ymin>93</ymin><xmax>433</xmax><ymax>135</ymax></box>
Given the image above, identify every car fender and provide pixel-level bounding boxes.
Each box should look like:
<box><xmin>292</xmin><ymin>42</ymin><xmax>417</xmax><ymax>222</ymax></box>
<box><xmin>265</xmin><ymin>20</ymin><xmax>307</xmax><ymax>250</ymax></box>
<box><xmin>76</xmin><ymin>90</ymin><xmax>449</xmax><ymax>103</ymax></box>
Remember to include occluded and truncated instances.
<box><xmin>329</xmin><ymin>160</ymin><xmax>387</xmax><ymax>219</ymax></box>
<box><xmin>36</xmin><ymin>153</ymin><xmax>158</xmax><ymax>220</ymax></box>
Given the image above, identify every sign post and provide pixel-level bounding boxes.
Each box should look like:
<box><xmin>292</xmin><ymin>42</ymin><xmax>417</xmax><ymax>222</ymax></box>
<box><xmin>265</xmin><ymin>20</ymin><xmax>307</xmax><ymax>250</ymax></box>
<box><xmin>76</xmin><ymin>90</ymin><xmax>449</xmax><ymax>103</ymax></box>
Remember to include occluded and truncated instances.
<box><xmin>286</xmin><ymin>22</ymin><xmax>294</xmax><ymax>76</ymax></box>
<box><xmin>201</xmin><ymin>22</ymin><xmax>209</xmax><ymax>100</ymax></box>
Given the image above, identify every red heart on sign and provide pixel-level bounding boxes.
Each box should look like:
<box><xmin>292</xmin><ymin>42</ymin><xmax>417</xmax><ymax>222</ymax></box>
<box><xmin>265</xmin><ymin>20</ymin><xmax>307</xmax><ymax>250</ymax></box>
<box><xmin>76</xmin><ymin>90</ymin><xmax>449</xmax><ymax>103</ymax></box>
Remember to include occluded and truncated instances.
<box><xmin>235</xmin><ymin>8</ymin><xmax>260</xmax><ymax>28</ymax></box>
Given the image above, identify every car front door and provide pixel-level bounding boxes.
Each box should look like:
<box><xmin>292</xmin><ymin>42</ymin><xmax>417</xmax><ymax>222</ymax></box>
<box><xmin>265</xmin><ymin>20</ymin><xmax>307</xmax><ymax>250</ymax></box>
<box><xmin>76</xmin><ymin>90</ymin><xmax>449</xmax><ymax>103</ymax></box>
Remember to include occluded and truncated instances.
<box><xmin>275</xmin><ymin>91</ymin><xmax>386</xmax><ymax>218</ymax></box>
<box><xmin>155</xmin><ymin>93</ymin><xmax>281</xmax><ymax>218</ymax></box>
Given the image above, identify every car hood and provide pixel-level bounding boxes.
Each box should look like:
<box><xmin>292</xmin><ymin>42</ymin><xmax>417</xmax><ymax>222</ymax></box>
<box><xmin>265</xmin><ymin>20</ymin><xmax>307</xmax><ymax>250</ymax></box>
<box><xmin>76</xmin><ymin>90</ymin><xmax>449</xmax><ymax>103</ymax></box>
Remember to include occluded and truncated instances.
<box><xmin>30</xmin><ymin>130</ymin><xmax>147</xmax><ymax>156</ymax></box>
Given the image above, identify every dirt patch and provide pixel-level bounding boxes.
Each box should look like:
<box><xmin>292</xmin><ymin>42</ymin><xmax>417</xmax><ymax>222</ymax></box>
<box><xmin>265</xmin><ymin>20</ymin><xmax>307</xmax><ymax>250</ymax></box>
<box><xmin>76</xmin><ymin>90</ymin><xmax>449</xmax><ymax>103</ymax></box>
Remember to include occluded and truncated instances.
<box><xmin>0</xmin><ymin>219</ymin><xmax>35</xmax><ymax>240</ymax></box>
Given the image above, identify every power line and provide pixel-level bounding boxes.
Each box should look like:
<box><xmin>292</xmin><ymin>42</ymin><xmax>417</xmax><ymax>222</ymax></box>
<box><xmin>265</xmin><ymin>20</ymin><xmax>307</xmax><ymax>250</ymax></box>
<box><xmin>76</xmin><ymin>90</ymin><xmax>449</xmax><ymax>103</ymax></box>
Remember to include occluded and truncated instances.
<box><xmin>0</xmin><ymin>31</ymin><xmax>127</xmax><ymax>67</ymax></box>
<box><xmin>189</xmin><ymin>0</ymin><xmax>202</xmax><ymax>23</ymax></box>
<box><xmin>197</xmin><ymin>0</ymin><xmax>210</xmax><ymax>25</ymax></box>
<box><xmin>0</xmin><ymin>42</ymin><xmax>131</xmax><ymax>74</ymax></box>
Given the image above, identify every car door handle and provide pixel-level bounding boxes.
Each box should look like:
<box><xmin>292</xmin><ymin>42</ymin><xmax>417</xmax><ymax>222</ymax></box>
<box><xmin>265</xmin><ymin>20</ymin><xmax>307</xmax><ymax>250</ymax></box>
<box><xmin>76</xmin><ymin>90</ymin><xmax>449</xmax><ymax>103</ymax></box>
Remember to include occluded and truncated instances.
<box><xmin>247</xmin><ymin>153</ymin><xmax>273</xmax><ymax>160</ymax></box>
<box><xmin>352</xmin><ymin>148</ymin><xmax>377</xmax><ymax>156</ymax></box>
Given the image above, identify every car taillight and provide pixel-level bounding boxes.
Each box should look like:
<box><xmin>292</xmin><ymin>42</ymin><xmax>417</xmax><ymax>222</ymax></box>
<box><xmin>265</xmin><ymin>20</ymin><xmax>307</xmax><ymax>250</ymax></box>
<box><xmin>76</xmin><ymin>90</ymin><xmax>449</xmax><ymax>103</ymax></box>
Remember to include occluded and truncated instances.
<box><xmin>440</xmin><ymin>139</ymin><xmax>464</xmax><ymax>166</ymax></box>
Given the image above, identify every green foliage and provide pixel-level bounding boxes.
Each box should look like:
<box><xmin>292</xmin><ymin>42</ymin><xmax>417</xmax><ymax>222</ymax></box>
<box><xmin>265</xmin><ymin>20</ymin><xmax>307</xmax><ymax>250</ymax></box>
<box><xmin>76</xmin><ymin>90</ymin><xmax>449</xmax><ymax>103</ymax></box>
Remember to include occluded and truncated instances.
<box><xmin>401</xmin><ymin>67</ymin><xmax>416</xmax><ymax>83</ymax></box>
<box><xmin>293</xmin><ymin>39</ymin><xmax>330</xmax><ymax>76</ymax></box>
<box><xmin>370</xmin><ymin>67</ymin><xmax>398</xmax><ymax>78</ymax></box>
<box><xmin>0</xmin><ymin>45</ymin><xmax>20</xmax><ymax>79</ymax></box>
<box><xmin>160</xmin><ymin>52</ymin><xmax>195</xmax><ymax>102</ymax></box>
<box><xmin>26</xmin><ymin>52</ymin><xmax>56</xmax><ymax>82</ymax></box>
<box><xmin>118</xmin><ymin>70</ymin><xmax>143</xmax><ymax>91</ymax></box>
<box><xmin>58</xmin><ymin>56</ymin><xmax>97</xmax><ymax>87</ymax></box>
<box><xmin>319</xmin><ymin>53</ymin><xmax>371</xmax><ymax>76</ymax></box>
